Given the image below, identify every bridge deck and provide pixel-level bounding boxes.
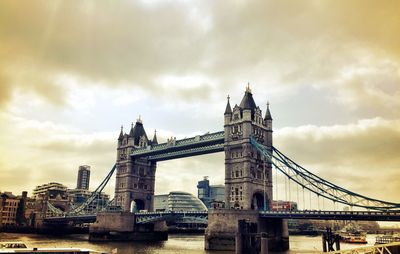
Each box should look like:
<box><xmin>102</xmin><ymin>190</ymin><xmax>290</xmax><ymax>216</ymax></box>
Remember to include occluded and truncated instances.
<box><xmin>44</xmin><ymin>210</ymin><xmax>400</xmax><ymax>224</ymax></box>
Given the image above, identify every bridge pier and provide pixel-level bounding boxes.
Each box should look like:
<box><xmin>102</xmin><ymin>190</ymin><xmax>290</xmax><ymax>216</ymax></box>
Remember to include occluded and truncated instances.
<box><xmin>205</xmin><ymin>209</ymin><xmax>289</xmax><ymax>252</ymax></box>
<box><xmin>89</xmin><ymin>212</ymin><xmax>168</xmax><ymax>242</ymax></box>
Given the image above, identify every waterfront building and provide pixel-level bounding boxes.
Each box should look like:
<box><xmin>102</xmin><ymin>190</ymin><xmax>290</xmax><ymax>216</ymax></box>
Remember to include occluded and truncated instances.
<box><xmin>33</xmin><ymin>182</ymin><xmax>68</xmax><ymax>200</ymax></box>
<box><xmin>33</xmin><ymin>182</ymin><xmax>69</xmax><ymax>214</ymax></box>
<box><xmin>154</xmin><ymin>191</ymin><xmax>207</xmax><ymax>212</ymax></box>
<box><xmin>15</xmin><ymin>191</ymin><xmax>36</xmax><ymax>227</ymax></box>
<box><xmin>0</xmin><ymin>192</ymin><xmax>20</xmax><ymax>227</ymax></box>
<box><xmin>154</xmin><ymin>191</ymin><xmax>207</xmax><ymax>231</ymax></box>
<box><xmin>197</xmin><ymin>177</ymin><xmax>225</xmax><ymax>209</ymax></box>
<box><xmin>77</xmin><ymin>165</ymin><xmax>91</xmax><ymax>190</ymax></box>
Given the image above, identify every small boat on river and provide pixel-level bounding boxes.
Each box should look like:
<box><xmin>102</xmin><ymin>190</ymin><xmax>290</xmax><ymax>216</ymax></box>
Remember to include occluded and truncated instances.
<box><xmin>0</xmin><ymin>241</ymin><xmax>106</xmax><ymax>253</ymax></box>
<box><xmin>338</xmin><ymin>223</ymin><xmax>368</xmax><ymax>244</ymax></box>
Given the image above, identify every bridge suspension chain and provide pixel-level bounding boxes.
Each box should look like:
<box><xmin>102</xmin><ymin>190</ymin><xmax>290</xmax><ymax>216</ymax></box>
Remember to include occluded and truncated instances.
<box><xmin>250</xmin><ymin>137</ymin><xmax>400</xmax><ymax>211</ymax></box>
<box><xmin>46</xmin><ymin>164</ymin><xmax>117</xmax><ymax>217</ymax></box>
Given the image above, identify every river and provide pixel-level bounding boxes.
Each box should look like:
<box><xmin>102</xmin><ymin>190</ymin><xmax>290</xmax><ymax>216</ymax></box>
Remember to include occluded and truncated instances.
<box><xmin>0</xmin><ymin>233</ymin><xmax>379</xmax><ymax>253</ymax></box>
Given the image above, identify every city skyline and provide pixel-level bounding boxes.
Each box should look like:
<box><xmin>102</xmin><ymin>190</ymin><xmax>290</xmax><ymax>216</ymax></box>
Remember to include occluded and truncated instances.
<box><xmin>0</xmin><ymin>0</ymin><xmax>399</xmax><ymax>211</ymax></box>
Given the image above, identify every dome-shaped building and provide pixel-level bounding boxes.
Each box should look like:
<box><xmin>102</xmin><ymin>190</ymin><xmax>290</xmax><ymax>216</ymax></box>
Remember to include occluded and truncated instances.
<box><xmin>154</xmin><ymin>191</ymin><xmax>207</xmax><ymax>212</ymax></box>
<box><xmin>154</xmin><ymin>191</ymin><xmax>208</xmax><ymax>232</ymax></box>
<box><xmin>168</xmin><ymin>191</ymin><xmax>208</xmax><ymax>212</ymax></box>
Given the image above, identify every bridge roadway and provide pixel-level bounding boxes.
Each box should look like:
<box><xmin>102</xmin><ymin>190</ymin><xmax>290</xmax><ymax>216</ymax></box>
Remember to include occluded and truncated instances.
<box><xmin>43</xmin><ymin>210</ymin><xmax>400</xmax><ymax>224</ymax></box>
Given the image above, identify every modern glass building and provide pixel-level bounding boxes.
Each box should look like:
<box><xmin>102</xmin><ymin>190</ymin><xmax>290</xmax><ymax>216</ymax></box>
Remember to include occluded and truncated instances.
<box><xmin>154</xmin><ymin>191</ymin><xmax>207</xmax><ymax>212</ymax></box>
<box><xmin>197</xmin><ymin>177</ymin><xmax>225</xmax><ymax>209</ymax></box>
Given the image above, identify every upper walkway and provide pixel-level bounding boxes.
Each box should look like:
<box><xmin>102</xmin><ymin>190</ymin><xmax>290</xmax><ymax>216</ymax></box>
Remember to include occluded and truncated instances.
<box><xmin>130</xmin><ymin>131</ymin><xmax>224</xmax><ymax>161</ymax></box>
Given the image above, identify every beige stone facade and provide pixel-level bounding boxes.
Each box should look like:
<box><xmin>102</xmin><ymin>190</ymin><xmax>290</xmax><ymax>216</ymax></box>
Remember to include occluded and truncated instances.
<box><xmin>115</xmin><ymin>120</ymin><xmax>157</xmax><ymax>212</ymax></box>
<box><xmin>223</xmin><ymin>87</ymin><xmax>273</xmax><ymax>210</ymax></box>
<box><xmin>0</xmin><ymin>192</ymin><xmax>20</xmax><ymax>226</ymax></box>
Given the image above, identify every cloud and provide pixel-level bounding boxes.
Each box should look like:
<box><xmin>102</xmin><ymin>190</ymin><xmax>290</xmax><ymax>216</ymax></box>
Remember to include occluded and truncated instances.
<box><xmin>275</xmin><ymin>117</ymin><xmax>400</xmax><ymax>202</ymax></box>
<box><xmin>0</xmin><ymin>1</ymin><xmax>399</xmax><ymax>215</ymax></box>
<box><xmin>0</xmin><ymin>0</ymin><xmax>399</xmax><ymax>116</ymax></box>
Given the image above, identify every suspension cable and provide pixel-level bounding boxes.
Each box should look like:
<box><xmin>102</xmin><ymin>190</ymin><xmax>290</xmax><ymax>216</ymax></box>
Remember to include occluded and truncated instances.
<box><xmin>249</xmin><ymin>137</ymin><xmax>400</xmax><ymax>211</ymax></box>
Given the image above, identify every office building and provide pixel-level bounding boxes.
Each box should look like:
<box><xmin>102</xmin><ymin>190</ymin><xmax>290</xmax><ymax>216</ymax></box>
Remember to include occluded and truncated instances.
<box><xmin>197</xmin><ymin>177</ymin><xmax>225</xmax><ymax>209</ymax></box>
<box><xmin>77</xmin><ymin>165</ymin><xmax>91</xmax><ymax>190</ymax></box>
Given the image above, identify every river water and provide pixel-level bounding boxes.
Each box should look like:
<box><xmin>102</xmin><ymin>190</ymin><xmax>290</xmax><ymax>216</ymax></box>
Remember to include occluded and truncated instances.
<box><xmin>0</xmin><ymin>233</ymin><xmax>378</xmax><ymax>253</ymax></box>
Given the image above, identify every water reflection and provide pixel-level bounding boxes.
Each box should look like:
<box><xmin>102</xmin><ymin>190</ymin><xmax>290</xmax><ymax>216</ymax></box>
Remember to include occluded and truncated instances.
<box><xmin>0</xmin><ymin>233</ymin><xmax>377</xmax><ymax>254</ymax></box>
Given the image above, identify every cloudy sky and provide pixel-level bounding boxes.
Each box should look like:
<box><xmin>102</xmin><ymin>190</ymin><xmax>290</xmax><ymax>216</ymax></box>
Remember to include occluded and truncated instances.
<box><xmin>0</xmin><ymin>1</ymin><xmax>399</xmax><ymax>214</ymax></box>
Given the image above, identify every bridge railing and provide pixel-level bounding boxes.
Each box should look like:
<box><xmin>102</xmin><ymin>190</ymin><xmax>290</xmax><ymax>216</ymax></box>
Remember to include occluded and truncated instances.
<box><xmin>324</xmin><ymin>242</ymin><xmax>400</xmax><ymax>254</ymax></box>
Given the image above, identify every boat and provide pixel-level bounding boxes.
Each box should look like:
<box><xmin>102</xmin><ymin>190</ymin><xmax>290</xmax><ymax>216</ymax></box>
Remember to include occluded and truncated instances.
<box><xmin>375</xmin><ymin>234</ymin><xmax>400</xmax><ymax>244</ymax></box>
<box><xmin>338</xmin><ymin>223</ymin><xmax>368</xmax><ymax>244</ymax></box>
<box><xmin>0</xmin><ymin>241</ymin><xmax>106</xmax><ymax>253</ymax></box>
<box><xmin>340</xmin><ymin>231</ymin><xmax>368</xmax><ymax>244</ymax></box>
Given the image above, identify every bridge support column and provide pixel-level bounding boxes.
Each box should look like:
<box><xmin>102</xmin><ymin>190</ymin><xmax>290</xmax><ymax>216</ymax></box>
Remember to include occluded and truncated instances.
<box><xmin>205</xmin><ymin>209</ymin><xmax>289</xmax><ymax>252</ymax></box>
<box><xmin>89</xmin><ymin>212</ymin><xmax>167</xmax><ymax>242</ymax></box>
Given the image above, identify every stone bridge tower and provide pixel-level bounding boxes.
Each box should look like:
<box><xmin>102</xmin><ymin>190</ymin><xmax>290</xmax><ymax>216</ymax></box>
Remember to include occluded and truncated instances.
<box><xmin>223</xmin><ymin>85</ymin><xmax>273</xmax><ymax>210</ymax></box>
<box><xmin>115</xmin><ymin>118</ymin><xmax>158</xmax><ymax>212</ymax></box>
<box><xmin>206</xmin><ymin>86</ymin><xmax>288</xmax><ymax>252</ymax></box>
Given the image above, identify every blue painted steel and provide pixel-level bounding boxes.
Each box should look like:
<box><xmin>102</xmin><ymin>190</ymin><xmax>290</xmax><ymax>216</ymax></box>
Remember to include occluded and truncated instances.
<box><xmin>131</xmin><ymin>131</ymin><xmax>224</xmax><ymax>161</ymax></box>
<box><xmin>44</xmin><ymin>215</ymin><xmax>97</xmax><ymax>224</ymax></box>
<box><xmin>46</xmin><ymin>164</ymin><xmax>117</xmax><ymax>217</ymax></box>
<box><xmin>250</xmin><ymin>136</ymin><xmax>400</xmax><ymax>211</ymax></box>
<box><xmin>43</xmin><ymin>209</ymin><xmax>400</xmax><ymax>224</ymax></box>
<box><xmin>259</xmin><ymin>210</ymin><xmax>400</xmax><ymax>221</ymax></box>
<box><xmin>135</xmin><ymin>211</ymin><xmax>208</xmax><ymax>224</ymax></box>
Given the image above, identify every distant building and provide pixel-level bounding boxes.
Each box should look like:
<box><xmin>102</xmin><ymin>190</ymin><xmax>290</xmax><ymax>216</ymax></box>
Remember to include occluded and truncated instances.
<box><xmin>67</xmin><ymin>188</ymin><xmax>109</xmax><ymax>212</ymax></box>
<box><xmin>154</xmin><ymin>191</ymin><xmax>207</xmax><ymax>231</ymax></box>
<box><xmin>77</xmin><ymin>165</ymin><xmax>91</xmax><ymax>190</ymax></box>
<box><xmin>154</xmin><ymin>191</ymin><xmax>207</xmax><ymax>212</ymax></box>
<box><xmin>197</xmin><ymin>177</ymin><xmax>225</xmax><ymax>209</ymax></box>
<box><xmin>0</xmin><ymin>192</ymin><xmax>20</xmax><ymax>227</ymax></box>
<box><xmin>15</xmin><ymin>191</ymin><xmax>35</xmax><ymax>227</ymax></box>
<box><xmin>33</xmin><ymin>182</ymin><xmax>68</xmax><ymax>200</ymax></box>
<box><xmin>33</xmin><ymin>182</ymin><xmax>69</xmax><ymax>214</ymax></box>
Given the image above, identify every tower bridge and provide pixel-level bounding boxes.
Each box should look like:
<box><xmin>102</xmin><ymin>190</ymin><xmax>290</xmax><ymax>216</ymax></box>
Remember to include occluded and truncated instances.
<box><xmin>40</xmin><ymin>86</ymin><xmax>400</xmax><ymax>252</ymax></box>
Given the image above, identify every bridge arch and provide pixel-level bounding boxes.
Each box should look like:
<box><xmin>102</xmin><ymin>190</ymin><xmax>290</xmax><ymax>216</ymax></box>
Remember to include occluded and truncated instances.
<box><xmin>133</xmin><ymin>199</ymin><xmax>145</xmax><ymax>211</ymax></box>
<box><xmin>251</xmin><ymin>191</ymin><xmax>268</xmax><ymax>211</ymax></box>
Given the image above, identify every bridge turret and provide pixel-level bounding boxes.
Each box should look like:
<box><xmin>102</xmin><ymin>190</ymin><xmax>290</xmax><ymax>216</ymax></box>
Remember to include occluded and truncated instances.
<box><xmin>118</xmin><ymin>125</ymin><xmax>124</xmax><ymax>145</ymax></box>
<box><xmin>152</xmin><ymin>130</ymin><xmax>158</xmax><ymax>145</ymax></box>
<box><xmin>239</xmin><ymin>84</ymin><xmax>256</xmax><ymax>123</ymax></box>
<box><xmin>264</xmin><ymin>102</ymin><xmax>273</xmax><ymax>149</ymax></box>
<box><xmin>224</xmin><ymin>95</ymin><xmax>232</xmax><ymax>122</ymax></box>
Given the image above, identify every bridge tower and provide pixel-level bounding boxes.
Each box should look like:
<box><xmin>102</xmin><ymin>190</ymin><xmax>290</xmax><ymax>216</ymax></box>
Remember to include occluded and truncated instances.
<box><xmin>115</xmin><ymin>118</ymin><xmax>157</xmax><ymax>212</ymax></box>
<box><xmin>206</xmin><ymin>86</ymin><xmax>288</xmax><ymax>252</ymax></box>
<box><xmin>224</xmin><ymin>85</ymin><xmax>273</xmax><ymax>210</ymax></box>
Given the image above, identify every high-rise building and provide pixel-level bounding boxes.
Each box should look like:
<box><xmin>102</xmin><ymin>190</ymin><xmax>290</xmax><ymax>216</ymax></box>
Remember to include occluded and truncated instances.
<box><xmin>77</xmin><ymin>165</ymin><xmax>91</xmax><ymax>190</ymax></box>
<box><xmin>197</xmin><ymin>177</ymin><xmax>225</xmax><ymax>209</ymax></box>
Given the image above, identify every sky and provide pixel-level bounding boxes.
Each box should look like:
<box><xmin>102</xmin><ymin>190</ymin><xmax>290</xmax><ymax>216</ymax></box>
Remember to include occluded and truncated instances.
<box><xmin>0</xmin><ymin>1</ymin><xmax>400</xmax><ymax>214</ymax></box>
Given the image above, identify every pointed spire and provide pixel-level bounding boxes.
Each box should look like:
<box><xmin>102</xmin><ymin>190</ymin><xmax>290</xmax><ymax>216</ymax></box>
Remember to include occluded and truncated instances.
<box><xmin>224</xmin><ymin>95</ymin><xmax>232</xmax><ymax>115</ymax></box>
<box><xmin>118</xmin><ymin>125</ymin><xmax>124</xmax><ymax>140</ymax></box>
<box><xmin>264</xmin><ymin>101</ymin><xmax>273</xmax><ymax>120</ymax></box>
<box><xmin>129</xmin><ymin>122</ymin><xmax>135</xmax><ymax>136</ymax></box>
<box><xmin>152</xmin><ymin>129</ymin><xmax>158</xmax><ymax>145</ymax></box>
<box><xmin>246</xmin><ymin>82</ymin><xmax>252</xmax><ymax>93</ymax></box>
<box><xmin>240</xmin><ymin>85</ymin><xmax>257</xmax><ymax>110</ymax></box>
<box><xmin>129</xmin><ymin>118</ymin><xmax>148</xmax><ymax>146</ymax></box>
